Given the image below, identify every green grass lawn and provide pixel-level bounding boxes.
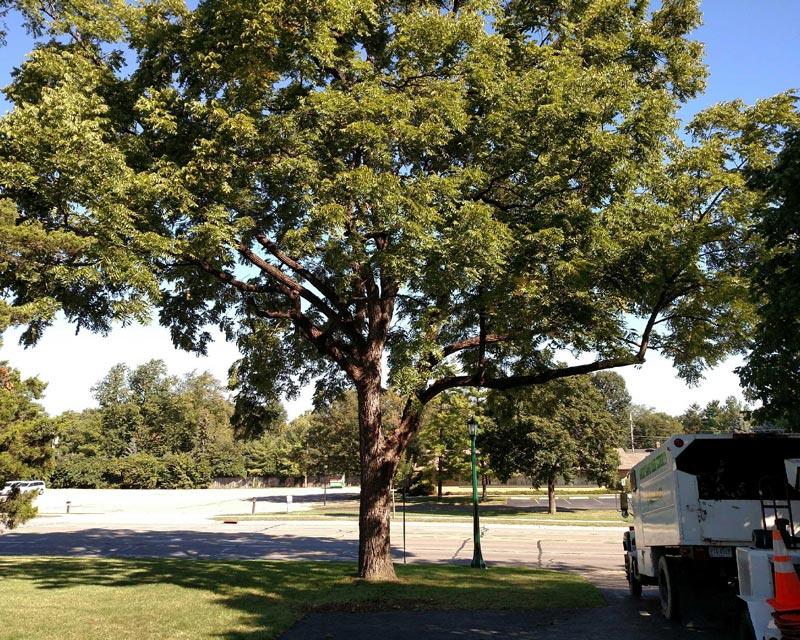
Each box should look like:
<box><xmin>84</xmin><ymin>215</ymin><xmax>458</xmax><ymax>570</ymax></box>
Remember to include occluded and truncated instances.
<box><xmin>0</xmin><ymin>557</ymin><xmax>603</xmax><ymax>640</ymax></box>
<box><xmin>219</xmin><ymin>496</ymin><xmax>629</xmax><ymax>527</ymax></box>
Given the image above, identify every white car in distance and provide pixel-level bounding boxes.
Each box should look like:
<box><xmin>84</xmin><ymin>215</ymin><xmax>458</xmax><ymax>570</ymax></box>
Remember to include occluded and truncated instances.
<box><xmin>1</xmin><ymin>480</ymin><xmax>46</xmax><ymax>497</ymax></box>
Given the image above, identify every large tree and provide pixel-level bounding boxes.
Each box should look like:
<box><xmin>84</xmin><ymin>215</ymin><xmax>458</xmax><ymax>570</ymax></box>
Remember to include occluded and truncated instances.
<box><xmin>590</xmin><ymin>371</ymin><xmax>632</xmax><ymax>447</ymax></box>
<box><xmin>0</xmin><ymin>0</ymin><xmax>797</xmax><ymax>578</ymax></box>
<box><xmin>630</xmin><ymin>405</ymin><xmax>682</xmax><ymax>449</ymax></box>
<box><xmin>739</xmin><ymin>131</ymin><xmax>800</xmax><ymax>425</ymax></box>
<box><xmin>483</xmin><ymin>376</ymin><xmax>620</xmax><ymax>514</ymax></box>
<box><xmin>89</xmin><ymin>359</ymin><xmax>234</xmax><ymax>457</ymax></box>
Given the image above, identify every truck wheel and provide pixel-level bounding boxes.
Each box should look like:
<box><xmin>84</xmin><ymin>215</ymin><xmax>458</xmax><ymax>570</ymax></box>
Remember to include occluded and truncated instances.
<box><xmin>658</xmin><ymin>556</ymin><xmax>680</xmax><ymax>621</ymax></box>
<box><xmin>625</xmin><ymin>555</ymin><xmax>642</xmax><ymax>597</ymax></box>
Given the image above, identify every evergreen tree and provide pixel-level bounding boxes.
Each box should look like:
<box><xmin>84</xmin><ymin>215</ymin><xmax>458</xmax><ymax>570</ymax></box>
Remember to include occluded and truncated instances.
<box><xmin>0</xmin><ymin>362</ymin><xmax>56</xmax><ymax>529</ymax></box>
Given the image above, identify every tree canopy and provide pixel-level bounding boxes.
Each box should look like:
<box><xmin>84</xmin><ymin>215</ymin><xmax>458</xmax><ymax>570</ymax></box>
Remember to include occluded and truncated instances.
<box><xmin>0</xmin><ymin>0</ymin><xmax>797</xmax><ymax>578</ymax></box>
<box><xmin>739</xmin><ymin>131</ymin><xmax>800</xmax><ymax>426</ymax></box>
<box><xmin>483</xmin><ymin>375</ymin><xmax>620</xmax><ymax>513</ymax></box>
<box><xmin>630</xmin><ymin>405</ymin><xmax>682</xmax><ymax>449</ymax></box>
<box><xmin>677</xmin><ymin>396</ymin><xmax>747</xmax><ymax>434</ymax></box>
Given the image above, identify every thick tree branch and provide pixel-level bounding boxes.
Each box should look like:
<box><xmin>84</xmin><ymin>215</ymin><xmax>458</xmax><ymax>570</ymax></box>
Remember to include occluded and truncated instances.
<box><xmin>420</xmin><ymin>354</ymin><xmax>646</xmax><ymax>405</ymax></box>
<box><xmin>236</xmin><ymin>242</ymin><xmax>345</xmax><ymax>329</ymax></box>
<box><xmin>386</xmin><ymin>350</ymin><xmax>647</xmax><ymax>457</ymax></box>
<box><xmin>253</xmin><ymin>231</ymin><xmax>365</xmax><ymax>346</ymax></box>
<box><xmin>442</xmin><ymin>333</ymin><xmax>509</xmax><ymax>358</ymax></box>
<box><xmin>193</xmin><ymin>259</ymin><xmax>266</xmax><ymax>294</ymax></box>
<box><xmin>253</xmin><ymin>232</ymin><xmax>346</xmax><ymax>309</ymax></box>
<box><xmin>193</xmin><ymin>249</ymin><xmax>359</xmax><ymax>374</ymax></box>
<box><xmin>247</xmin><ymin>294</ymin><xmax>356</xmax><ymax>377</ymax></box>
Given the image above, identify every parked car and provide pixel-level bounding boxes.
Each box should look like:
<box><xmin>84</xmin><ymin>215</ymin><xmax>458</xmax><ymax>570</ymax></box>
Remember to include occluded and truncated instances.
<box><xmin>1</xmin><ymin>480</ymin><xmax>46</xmax><ymax>496</ymax></box>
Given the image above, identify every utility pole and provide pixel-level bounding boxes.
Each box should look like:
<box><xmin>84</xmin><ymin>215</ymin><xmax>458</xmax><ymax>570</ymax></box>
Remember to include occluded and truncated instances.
<box><xmin>630</xmin><ymin>411</ymin><xmax>635</xmax><ymax>452</ymax></box>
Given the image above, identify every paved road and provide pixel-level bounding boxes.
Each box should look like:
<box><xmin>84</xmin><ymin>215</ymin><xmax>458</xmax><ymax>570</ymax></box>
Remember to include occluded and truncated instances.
<box><xmin>280</xmin><ymin>598</ymin><xmax>729</xmax><ymax>640</ymax></box>
<box><xmin>6</xmin><ymin>489</ymin><xmax>625</xmax><ymax>583</ymax></box>
<box><xmin>28</xmin><ymin>488</ymin><xmax>622</xmax><ymax>523</ymax></box>
<box><xmin>1</xmin><ymin>489</ymin><xmax>729</xmax><ymax>639</ymax></box>
<box><xmin>2</xmin><ymin>520</ymin><xmax>623</xmax><ymax>578</ymax></box>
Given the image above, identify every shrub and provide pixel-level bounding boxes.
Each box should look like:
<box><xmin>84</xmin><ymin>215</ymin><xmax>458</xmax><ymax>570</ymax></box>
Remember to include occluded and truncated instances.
<box><xmin>160</xmin><ymin>453</ymin><xmax>211</xmax><ymax>488</ymax></box>
<box><xmin>50</xmin><ymin>455</ymin><xmax>112</xmax><ymax>488</ymax></box>
<box><xmin>115</xmin><ymin>454</ymin><xmax>164</xmax><ymax>489</ymax></box>
<box><xmin>0</xmin><ymin>487</ymin><xmax>38</xmax><ymax>530</ymax></box>
<box><xmin>407</xmin><ymin>477</ymin><xmax>436</xmax><ymax>496</ymax></box>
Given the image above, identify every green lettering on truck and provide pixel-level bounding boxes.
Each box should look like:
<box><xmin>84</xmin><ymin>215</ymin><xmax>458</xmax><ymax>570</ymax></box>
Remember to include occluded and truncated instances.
<box><xmin>638</xmin><ymin>452</ymin><xmax>667</xmax><ymax>481</ymax></box>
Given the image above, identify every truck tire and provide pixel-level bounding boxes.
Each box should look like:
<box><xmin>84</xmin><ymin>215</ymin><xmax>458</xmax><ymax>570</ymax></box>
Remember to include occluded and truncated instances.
<box><xmin>625</xmin><ymin>555</ymin><xmax>642</xmax><ymax>597</ymax></box>
<box><xmin>658</xmin><ymin>556</ymin><xmax>680</xmax><ymax>622</ymax></box>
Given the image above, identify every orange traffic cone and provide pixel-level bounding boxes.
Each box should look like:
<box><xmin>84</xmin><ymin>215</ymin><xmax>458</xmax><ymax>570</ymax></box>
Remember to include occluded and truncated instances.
<box><xmin>768</xmin><ymin>528</ymin><xmax>800</xmax><ymax>639</ymax></box>
<box><xmin>768</xmin><ymin>527</ymin><xmax>800</xmax><ymax>611</ymax></box>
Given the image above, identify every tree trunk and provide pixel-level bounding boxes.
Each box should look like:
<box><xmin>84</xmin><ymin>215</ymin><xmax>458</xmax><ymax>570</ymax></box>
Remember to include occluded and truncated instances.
<box><xmin>357</xmin><ymin>378</ymin><xmax>399</xmax><ymax>581</ymax></box>
<box><xmin>548</xmin><ymin>477</ymin><xmax>557</xmax><ymax>515</ymax></box>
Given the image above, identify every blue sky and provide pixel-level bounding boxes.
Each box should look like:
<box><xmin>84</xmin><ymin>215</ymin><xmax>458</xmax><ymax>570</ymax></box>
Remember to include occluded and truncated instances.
<box><xmin>1</xmin><ymin>1</ymin><xmax>799</xmax><ymax>418</ymax></box>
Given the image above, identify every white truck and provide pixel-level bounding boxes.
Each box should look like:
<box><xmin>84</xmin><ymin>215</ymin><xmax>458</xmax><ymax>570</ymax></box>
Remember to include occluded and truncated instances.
<box><xmin>623</xmin><ymin>433</ymin><xmax>800</xmax><ymax>637</ymax></box>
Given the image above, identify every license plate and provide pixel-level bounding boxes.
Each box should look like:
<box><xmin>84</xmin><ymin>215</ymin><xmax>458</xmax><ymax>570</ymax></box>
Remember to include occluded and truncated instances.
<box><xmin>708</xmin><ymin>546</ymin><xmax>733</xmax><ymax>558</ymax></box>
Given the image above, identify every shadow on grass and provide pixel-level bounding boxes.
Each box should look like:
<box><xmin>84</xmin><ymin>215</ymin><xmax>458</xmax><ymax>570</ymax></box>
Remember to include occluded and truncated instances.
<box><xmin>0</xmin><ymin>527</ymin><xmax>361</xmax><ymax>561</ymax></box>
<box><xmin>0</xmin><ymin>554</ymin><xmax>355</xmax><ymax>639</ymax></box>
<box><xmin>0</xmin><ymin>547</ymin><xmax>602</xmax><ymax>640</ymax></box>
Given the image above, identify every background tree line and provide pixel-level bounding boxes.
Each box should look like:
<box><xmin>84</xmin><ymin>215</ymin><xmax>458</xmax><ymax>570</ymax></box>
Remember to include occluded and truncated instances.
<box><xmin>3</xmin><ymin>360</ymin><xmax>751</xmax><ymax>502</ymax></box>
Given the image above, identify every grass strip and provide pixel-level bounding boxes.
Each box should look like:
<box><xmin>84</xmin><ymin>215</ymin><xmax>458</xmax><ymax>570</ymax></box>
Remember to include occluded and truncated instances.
<box><xmin>215</xmin><ymin>499</ymin><xmax>629</xmax><ymax>527</ymax></box>
<box><xmin>0</xmin><ymin>557</ymin><xmax>603</xmax><ymax>640</ymax></box>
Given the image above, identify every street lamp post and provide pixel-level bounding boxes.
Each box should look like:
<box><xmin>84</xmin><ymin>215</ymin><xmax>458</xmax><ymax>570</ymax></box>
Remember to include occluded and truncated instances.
<box><xmin>467</xmin><ymin>416</ymin><xmax>486</xmax><ymax>569</ymax></box>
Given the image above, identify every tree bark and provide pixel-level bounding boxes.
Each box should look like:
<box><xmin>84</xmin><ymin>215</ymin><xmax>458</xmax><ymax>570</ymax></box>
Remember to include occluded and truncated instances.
<box><xmin>357</xmin><ymin>378</ymin><xmax>399</xmax><ymax>581</ymax></box>
<box><xmin>548</xmin><ymin>477</ymin><xmax>557</xmax><ymax>515</ymax></box>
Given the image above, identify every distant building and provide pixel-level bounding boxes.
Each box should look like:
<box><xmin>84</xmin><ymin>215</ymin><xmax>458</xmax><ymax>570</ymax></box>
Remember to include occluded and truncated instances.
<box><xmin>616</xmin><ymin>448</ymin><xmax>650</xmax><ymax>480</ymax></box>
